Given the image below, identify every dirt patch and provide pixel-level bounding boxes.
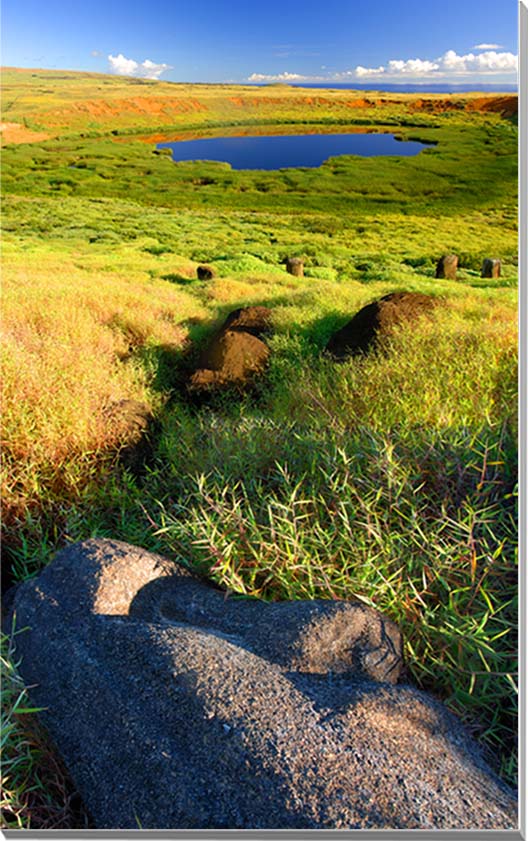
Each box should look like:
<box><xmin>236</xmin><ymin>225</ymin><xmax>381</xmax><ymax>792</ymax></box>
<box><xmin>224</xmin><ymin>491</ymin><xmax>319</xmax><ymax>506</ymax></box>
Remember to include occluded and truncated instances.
<box><xmin>188</xmin><ymin>306</ymin><xmax>272</xmax><ymax>396</ymax></box>
<box><xmin>344</xmin><ymin>98</ymin><xmax>374</xmax><ymax>109</ymax></box>
<box><xmin>326</xmin><ymin>291</ymin><xmax>440</xmax><ymax>359</ymax></box>
<box><xmin>0</xmin><ymin>122</ymin><xmax>50</xmax><ymax>145</ymax></box>
<box><xmin>465</xmin><ymin>96</ymin><xmax>518</xmax><ymax>117</ymax></box>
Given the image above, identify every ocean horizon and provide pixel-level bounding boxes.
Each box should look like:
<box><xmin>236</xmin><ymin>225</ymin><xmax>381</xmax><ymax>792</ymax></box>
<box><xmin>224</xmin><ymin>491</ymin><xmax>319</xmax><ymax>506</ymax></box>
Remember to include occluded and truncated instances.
<box><xmin>252</xmin><ymin>82</ymin><xmax>517</xmax><ymax>94</ymax></box>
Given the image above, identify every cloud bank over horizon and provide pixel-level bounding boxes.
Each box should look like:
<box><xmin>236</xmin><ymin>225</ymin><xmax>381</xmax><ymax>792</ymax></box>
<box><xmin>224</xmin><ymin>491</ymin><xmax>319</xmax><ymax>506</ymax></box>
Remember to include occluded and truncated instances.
<box><xmin>108</xmin><ymin>53</ymin><xmax>172</xmax><ymax>79</ymax></box>
<box><xmin>248</xmin><ymin>46</ymin><xmax>518</xmax><ymax>84</ymax></box>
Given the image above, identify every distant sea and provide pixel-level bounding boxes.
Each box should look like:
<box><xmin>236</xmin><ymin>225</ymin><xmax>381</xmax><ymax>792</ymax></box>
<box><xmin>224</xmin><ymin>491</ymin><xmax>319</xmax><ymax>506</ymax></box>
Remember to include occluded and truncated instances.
<box><xmin>254</xmin><ymin>82</ymin><xmax>517</xmax><ymax>93</ymax></box>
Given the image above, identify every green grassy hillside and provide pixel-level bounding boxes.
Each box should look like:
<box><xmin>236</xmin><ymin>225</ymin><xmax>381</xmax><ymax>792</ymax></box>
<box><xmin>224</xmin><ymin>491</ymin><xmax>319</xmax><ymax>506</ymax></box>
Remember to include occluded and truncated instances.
<box><xmin>1</xmin><ymin>68</ymin><xmax>518</xmax><ymax>828</ymax></box>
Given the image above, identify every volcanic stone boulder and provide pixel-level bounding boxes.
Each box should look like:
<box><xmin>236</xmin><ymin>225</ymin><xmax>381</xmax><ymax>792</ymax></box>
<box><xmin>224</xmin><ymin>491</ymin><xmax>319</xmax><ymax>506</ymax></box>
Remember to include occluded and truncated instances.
<box><xmin>188</xmin><ymin>306</ymin><xmax>272</xmax><ymax>395</ymax></box>
<box><xmin>481</xmin><ymin>258</ymin><xmax>501</xmax><ymax>278</ymax></box>
<box><xmin>286</xmin><ymin>257</ymin><xmax>304</xmax><ymax>277</ymax></box>
<box><xmin>220</xmin><ymin>305</ymin><xmax>272</xmax><ymax>337</ymax></box>
<box><xmin>196</xmin><ymin>264</ymin><xmax>215</xmax><ymax>280</ymax></box>
<box><xmin>435</xmin><ymin>254</ymin><xmax>458</xmax><ymax>279</ymax></box>
<box><xmin>4</xmin><ymin>538</ymin><xmax>517</xmax><ymax>830</ymax></box>
<box><xmin>326</xmin><ymin>291</ymin><xmax>439</xmax><ymax>360</ymax></box>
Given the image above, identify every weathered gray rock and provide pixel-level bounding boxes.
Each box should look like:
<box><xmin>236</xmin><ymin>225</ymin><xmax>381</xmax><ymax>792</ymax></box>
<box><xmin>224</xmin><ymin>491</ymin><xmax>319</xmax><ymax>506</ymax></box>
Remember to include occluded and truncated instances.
<box><xmin>4</xmin><ymin>539</ymin><xmax>517</xmax><ymax>830</ymax></box>
<box><xmin>481</xmin><ymin>258</ymin><xmax>501</xmax><ymax>278</ymax></box>
<box><xmin>435</xmin><ymin>254</ymin><xmax>458</xmax><ymax>279</ymax></box>
<box><xmin>286</xmin><ymin>257</ymin><xmax>304</xmax><ymax>277</ymax></box>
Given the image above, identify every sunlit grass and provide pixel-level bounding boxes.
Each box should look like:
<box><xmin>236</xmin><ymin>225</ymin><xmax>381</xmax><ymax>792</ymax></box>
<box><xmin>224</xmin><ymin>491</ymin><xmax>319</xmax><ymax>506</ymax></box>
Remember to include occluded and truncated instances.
<box><xmin>149</xmin><ymin>311</ymin><xmax>517</xmax><ymax>781</ymax></box>
<box><xmin>0</xmin><ymin>70</ymin><xmax>518</xmax><ymax>825</ymax></box>
<box><xmin>1</xmin><ymin>249</ymin><xmax>206</xmax><ymax>538</ymax></box>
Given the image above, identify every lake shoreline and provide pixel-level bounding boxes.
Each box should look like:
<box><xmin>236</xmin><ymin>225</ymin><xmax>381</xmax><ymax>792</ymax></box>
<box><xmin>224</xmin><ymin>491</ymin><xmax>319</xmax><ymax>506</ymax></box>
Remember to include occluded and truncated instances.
<box><xmin>156</xmin><ymin>130</ymin><xmax>433</xmax><ymax>169</ymax></box>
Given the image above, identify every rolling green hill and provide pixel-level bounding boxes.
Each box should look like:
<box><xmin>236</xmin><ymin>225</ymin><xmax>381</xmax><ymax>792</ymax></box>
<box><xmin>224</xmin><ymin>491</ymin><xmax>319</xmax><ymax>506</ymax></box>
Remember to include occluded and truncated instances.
<box><xmin>1</xmin><ymin>68</ymin><xmax>518</xmax><ymax>828</ymax></box>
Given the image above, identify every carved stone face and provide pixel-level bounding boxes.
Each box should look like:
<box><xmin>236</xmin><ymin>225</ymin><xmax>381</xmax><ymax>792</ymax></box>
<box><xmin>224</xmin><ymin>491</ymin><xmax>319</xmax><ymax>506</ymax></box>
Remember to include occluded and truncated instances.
<box><xmin>5</xmin><ymin>539</ymin><xmax>517</xmax><ymax>830</ymax></box>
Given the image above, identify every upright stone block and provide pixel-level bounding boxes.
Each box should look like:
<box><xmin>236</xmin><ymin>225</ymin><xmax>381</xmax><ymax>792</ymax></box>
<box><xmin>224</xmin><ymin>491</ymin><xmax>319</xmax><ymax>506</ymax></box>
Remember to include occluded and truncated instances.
<box><xmin>481</xmin><ymin>258</ymin><xmax>501</xmax><ymax>278</ymax></box>
<box><xmin>286</xmin><ymin>257</ymin><xmax>304</xmax><ymax>277</ymax></box>
<box><xmin>435</xmin><ymin>254</ymin><xmax>458</xmax><ymax>279</ymax></box>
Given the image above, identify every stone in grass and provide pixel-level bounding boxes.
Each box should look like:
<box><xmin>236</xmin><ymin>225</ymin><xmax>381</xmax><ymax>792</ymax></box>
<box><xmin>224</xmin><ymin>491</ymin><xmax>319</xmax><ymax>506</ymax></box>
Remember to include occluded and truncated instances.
<box><xmin>326</xmin><ymin>291</ymin><xmax>439</xmax><ymax>360</ymax></box>
<box><xmin>435</xmin><ymin>254</ymin><xmax>458</xmax><ymax>279</ymax></box>
<box><xmin>220</xmin><ymin>305</ymin><xmax>273</xmax><ymax>338</ymax></box>
<box><xmin>286</xmin><ymin>257</ymin><xmax>304</xmax><ymax>277</ymax></box>
<box><xmin>188</xmin><ymin>330</ymin><xmax>270</xmax><ymax>394</ymax></box>
<box><xmin>197</xmin><ymin>264</ymin><xmax>215</xmax><ymax>280</ymax></box>
<box><xmin>188</xmin><ymin>306</ymin><xmax>272</xmax><ymax>395</ymax></box>
<box><xmin>4</xmin><ymin>538</ymin><xmax>517</xmax><ymax>830</ymax></box>
<box><xmin>481</xmin><ymin>258</ymin><xmax>501</xmax><ymax>278</ymax></box>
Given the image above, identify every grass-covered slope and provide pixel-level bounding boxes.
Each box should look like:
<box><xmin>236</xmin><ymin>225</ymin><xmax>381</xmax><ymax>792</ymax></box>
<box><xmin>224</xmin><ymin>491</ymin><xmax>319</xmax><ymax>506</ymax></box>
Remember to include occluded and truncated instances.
<box><xmin>0</xmin><ymin>68</ymin><xmax>518</xmax><ymax>828</ymax></box>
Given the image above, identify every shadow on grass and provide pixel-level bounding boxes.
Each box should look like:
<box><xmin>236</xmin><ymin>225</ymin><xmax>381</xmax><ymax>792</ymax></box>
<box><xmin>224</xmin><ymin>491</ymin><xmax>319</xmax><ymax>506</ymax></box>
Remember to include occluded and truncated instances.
<box><xmin>160</xmin><ymin>271</ymin><xmax>199</xmax><ymax>285</ymax></box>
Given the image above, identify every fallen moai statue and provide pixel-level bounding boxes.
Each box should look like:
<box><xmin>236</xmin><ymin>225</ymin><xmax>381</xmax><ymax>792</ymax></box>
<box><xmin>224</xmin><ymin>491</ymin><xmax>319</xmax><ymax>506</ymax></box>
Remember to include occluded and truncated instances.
<box><xmin>326</xmin><ymin>291</ymin><xmax>440</xmax><ymax>360</ymax></box>
<box><xmin>188</xmin><ymin>305</ymin><xmax>272</xmax><ymax>395</ymax></box>
<box><xmin>4</xmin><ymin>539</ymin><xmax>517</xmax><ymax>830</ymax></box>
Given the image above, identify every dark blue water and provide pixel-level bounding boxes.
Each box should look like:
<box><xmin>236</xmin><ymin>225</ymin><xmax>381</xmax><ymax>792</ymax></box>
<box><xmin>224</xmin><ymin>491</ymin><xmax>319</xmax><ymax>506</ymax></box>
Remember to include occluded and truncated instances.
<box><xmin>270</xmin><ymin>83</ymin><xmax>517</xmax><ymax>93</ymax></box>
<box><xmin>158</xmin><ymin>132</ymin><xmax>431</xmax><ymax>170</ymax></box>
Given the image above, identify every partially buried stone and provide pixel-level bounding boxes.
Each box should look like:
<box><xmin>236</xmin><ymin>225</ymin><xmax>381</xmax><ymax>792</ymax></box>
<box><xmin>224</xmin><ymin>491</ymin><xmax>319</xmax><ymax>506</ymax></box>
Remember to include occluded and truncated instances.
<box><xmin>188</xmin><ymin>329</ymin><xmax>269</xmax><ymax>394</ymax></box>
<box><xmin>326</xmin><ymin>291</ymin><xmax>439</xmax><ymax>360</ymax></box>
<box><xmin>481</xmin><ymin>258</ymin><xmax>501</xmax><ymax>278</ymax></box>
<box><xmin>197</xmin><ymin>264</ymin><xmax>215</xmax><ymax>280</ymax></box>
<box><xmin>103</xmin><ymin>399</ymin><xmax>156</xmax><ymax>476</ymax></box>
<box><xmin>286</xmin><ymin>257</ymin><xmax>304</xmax><ymax>277</ymax></box>
<box><xmin>220</xmin><ymin>305</ymin><xmax>272</xmax><ymax>338</ymax></box>
<box><xmin>3</xmin><ymin>538</ymin><xmax>517</xmax><ymax>830</ymax></box>
<box><xmin>187</xmin><ymin>306</ymin><xmax>272</xmax><ymax>395</ymax></box>
<box><xmin>435</xmin><ymin>254</ymin><xmax>458</xmax><ymax>279</ymax></box>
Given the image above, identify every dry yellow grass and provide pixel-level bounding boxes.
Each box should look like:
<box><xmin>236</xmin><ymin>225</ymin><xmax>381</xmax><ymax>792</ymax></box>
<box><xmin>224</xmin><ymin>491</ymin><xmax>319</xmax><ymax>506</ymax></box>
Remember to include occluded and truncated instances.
<box><xmin>1</xmin><ymin>247</ymin><xmax>207</xmax><ymax>522</ymax></box>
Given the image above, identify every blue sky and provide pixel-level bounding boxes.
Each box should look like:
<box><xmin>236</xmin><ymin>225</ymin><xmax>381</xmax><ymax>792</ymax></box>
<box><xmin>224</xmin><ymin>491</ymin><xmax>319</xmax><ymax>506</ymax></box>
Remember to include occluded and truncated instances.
<box><xmin>1</xmin><ymin>0</ymin><xmax>519</xmax><ymax>85</ymax></box>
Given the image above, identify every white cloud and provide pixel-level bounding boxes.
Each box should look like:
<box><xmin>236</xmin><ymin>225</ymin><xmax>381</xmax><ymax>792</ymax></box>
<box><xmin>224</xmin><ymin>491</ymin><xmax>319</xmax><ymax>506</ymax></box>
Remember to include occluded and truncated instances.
<box><xmin>248</xmin><ymin>71</ymin><xmax>313</xmax><ymax>82</ymax></box>
<box><xmin>440</xmin><ymin>49</ymin><xmax>517</xmax><ymax>74</ymax></box>
<box><xmin>473</xmin><ymin>43</ymin><xmax>502</xmax><ymax>50</ymax></box>
<box><xmin>108</xmin><ymin>53</ymin><xmax>138</xmax><ymax>75</ymax></box>
<box><xmin>140</xmin><ymin>59</ymin><xmax>172</xmax><ymax>80</ymax></box>
<box><xmin>351</xmin><ymin>48</ymin><xmax>517</xmax><ymax>79</ymax></box>
<box><xmin>355</xmin><ymin>65</ymin><xmax>385</xmax><ymax>77</ymax></box>
<box><xmin>108</xmin><ymin>53</ymin><xmax>172</xmax><ymax>79</ymax></box>
<box><xmin>387</xmin><ymin>58</ymin><xmax>440</xmax><ymax>74</ymax></box>
<box><xmin>248</xmin><ymin>47</ymin><xmax>517</xmax><ymax>85</ymax></box>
